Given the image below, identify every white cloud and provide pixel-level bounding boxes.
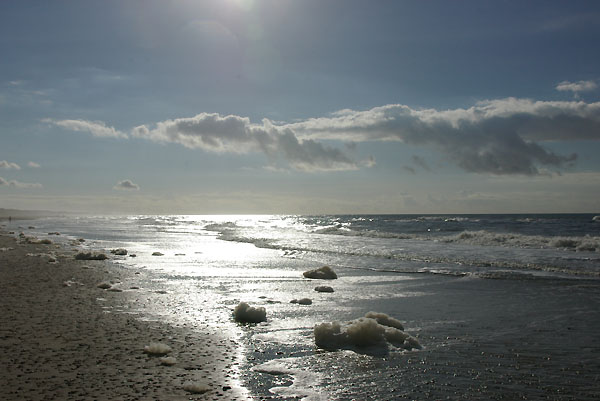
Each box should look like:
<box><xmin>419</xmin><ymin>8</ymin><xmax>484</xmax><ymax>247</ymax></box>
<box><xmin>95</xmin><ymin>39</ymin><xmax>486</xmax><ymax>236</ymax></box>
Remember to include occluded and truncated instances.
<box><xmin>44</xmin><ymin>118</ymin><xmax>127</xmax><ymax>139</ymax></box>
<box><xmin>284</xmin><ymin>98</ymin><xmax>600</xmax><ymax>175</ymax></box>
<box><xmin>0</xmin><ymin>177</ymin><xmax>42</xmax><ymax>188</ymax></box>
<box><xmin>556</xmin><ymin>80</ymin><xmax>598</xmax><ymax>94</ymax></box>
<box><xmin>113</xmin><ymin>179</ymin><xmax>140</xmax><ymax>191</ymax></box>
<box><xmin>27</xmin><ymin>161</ymin><xmax>41</xmax><ymax>168</ymax></box>
<box><xmin>0</xmin><ymin>160</ymin><xmax>21</xmax><ymax>170</ymax></box>
<box><xmin>52</xmin><ymin>97</ymin><xmax>600</xmax><ymax>176</ymax></box>
<box><xmin>132</xmin><ymin>113</ymin><xmax>360</xmax><ymax>172</ymax></box>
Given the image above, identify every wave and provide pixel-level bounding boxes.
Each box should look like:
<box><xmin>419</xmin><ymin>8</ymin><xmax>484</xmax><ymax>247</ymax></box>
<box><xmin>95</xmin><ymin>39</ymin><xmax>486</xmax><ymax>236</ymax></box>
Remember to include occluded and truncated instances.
<box><xmin>442</xmin><ymin>231</ymin><xmax>600</xmax><ymax>252</ymax></box>
<box><xmin>216</xmin><ymin>232</ymin><xmax>600</xmax><ymax>279</ymax></box>
<box><xmin>313</xmin><ymin>226</ymin><xmax>413</xmax><ymax>239</ymax></box>
<box><xmin>312</xmin><ymin>226</ymin><xmax>600</xmax><ymax>252</ymax></box>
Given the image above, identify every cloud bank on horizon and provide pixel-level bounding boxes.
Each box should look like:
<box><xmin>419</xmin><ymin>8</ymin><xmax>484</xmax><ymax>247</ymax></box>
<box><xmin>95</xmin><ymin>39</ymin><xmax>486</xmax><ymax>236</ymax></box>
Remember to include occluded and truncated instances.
<box><xmin>0</xmin><ymin>177</ymin><xmax>42</xmax><ymax>189</ymax></box>
<box><xmin>47</xmin><ymin>95</ymin><xmax>600</xmax><ymax>176</ymax></box>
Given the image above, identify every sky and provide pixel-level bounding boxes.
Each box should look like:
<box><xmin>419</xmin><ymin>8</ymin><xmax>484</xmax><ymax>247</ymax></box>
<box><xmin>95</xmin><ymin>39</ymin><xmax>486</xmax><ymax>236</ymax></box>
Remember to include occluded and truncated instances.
<box><xmin>1</xmin><ymin>0</ymin><xmax>600</xmax><ymax>214</ymax></box>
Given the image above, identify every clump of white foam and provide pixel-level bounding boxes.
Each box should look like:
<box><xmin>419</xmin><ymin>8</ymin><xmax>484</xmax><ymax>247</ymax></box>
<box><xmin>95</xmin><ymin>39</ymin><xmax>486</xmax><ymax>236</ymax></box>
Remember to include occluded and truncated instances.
<box><xmin>234</xmin><ymin>302</ymin><xmax>267</xmax><ymax>323</ymax></box>
<box><xmin>314</xmin><ymin>312</ymin><xmax>420</xmax><ymax>352</ymax></box>
<box><xmin>183</xmin><ymin>381</ymin><xmax>210</xmax><ymax>394</ymax></box>
<box><xmin>365</xmin><ymin>311</ymin><xmax>404</xmax><ymax>330</ymax></box>
<box><xmin>160</xmin><ymin>356</ymin><xmax>177</xmax><ymax>366</ymax></box>
<box><xmin>314</xmin><ymin>286</ymin><xmax>334</xmax><ymax>293</ymax></box>
<box><xmin>290</xmin><ymin>298</ymin><xmax>312</xmax><ymax>305</ymax></box>
<box><xmin>63</xmin><ymin>280</ymin><xmax>83</xmax><ymax>287</ymax></box>
<box><xmin>110</xmin><ymin>248</ymin><xmax>128</xmax><ymax>255</ymax></box>
<box><xmin>143</xmin><ymin>342</ymin><xmax>172</xmax><ymax>356</ymax></box>
<box><xmin>75</xmin><ymin>252</ymin><xmax>108</xmax><ymax>261</ymax></box>
<box><xmin>303</xmin><ymin>265</ymin><xmax>337</xmax><ymax>279</ymax></box>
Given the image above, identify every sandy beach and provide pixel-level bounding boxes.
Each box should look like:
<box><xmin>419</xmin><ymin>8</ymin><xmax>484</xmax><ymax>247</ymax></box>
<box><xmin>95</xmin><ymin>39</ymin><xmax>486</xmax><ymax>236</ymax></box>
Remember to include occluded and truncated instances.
<box><xmin>0</xmin><ymin>229</ymin><xmax>247</xmax><ymax>400</ymax></box>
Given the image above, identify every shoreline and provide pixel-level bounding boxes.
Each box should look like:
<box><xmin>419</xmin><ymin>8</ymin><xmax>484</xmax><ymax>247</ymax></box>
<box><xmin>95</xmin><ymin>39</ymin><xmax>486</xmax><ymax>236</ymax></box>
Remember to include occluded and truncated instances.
<box><xmin>0</xmin><ymin>229</ymin><xmax>248</xmax><ymax>400</ymax></box>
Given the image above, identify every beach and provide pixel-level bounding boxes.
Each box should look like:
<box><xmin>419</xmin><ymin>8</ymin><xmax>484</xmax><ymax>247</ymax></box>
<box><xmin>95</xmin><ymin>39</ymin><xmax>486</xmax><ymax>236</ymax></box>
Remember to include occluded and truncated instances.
<box><xmin>0</xmin><ymin>231</ymin><xmax>247</xmax><ymax>400</ymax></box>
<box><xmin>1</xmin><ymin>214</ymin><xmax>599</xmax><ymax>400</ymax></box>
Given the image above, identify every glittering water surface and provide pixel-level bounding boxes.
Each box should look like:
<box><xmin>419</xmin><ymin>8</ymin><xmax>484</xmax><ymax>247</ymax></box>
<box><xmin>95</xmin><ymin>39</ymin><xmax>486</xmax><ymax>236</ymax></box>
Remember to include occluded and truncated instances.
<box><xmin>10</xmin><ymin>214</ymin><xmax>600</xmax><ymax>399</ymax></box>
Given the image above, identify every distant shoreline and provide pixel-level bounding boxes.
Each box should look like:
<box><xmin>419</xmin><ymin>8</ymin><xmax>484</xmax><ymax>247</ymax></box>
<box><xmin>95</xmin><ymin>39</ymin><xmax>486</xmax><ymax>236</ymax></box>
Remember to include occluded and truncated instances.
<box><xmin>0</xmin><ymin>209</ymin><xmax>55</xmax><ymax>220</ymax></box>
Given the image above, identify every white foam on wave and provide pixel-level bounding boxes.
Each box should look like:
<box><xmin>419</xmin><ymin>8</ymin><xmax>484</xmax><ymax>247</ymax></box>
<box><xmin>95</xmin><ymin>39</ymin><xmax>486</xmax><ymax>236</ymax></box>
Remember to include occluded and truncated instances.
<box><xmin>445</xmin><ymin>231</ymin><xmax>600</xmax><ymax>252</ymax></box>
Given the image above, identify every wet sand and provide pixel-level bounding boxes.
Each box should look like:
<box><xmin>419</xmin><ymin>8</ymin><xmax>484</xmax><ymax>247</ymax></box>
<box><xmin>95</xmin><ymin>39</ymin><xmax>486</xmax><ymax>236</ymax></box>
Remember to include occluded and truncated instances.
<box><xmin>0</xmin><ymin>231</ymin><xmax>247</xmax><ymax>400</ymax></box>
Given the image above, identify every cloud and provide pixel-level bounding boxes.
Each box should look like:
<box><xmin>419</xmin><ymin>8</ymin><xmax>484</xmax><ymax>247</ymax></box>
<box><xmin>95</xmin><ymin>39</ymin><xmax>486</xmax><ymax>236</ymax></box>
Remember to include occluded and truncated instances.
<box><xmin>556</xmin><ymin>80</ymin><xmax>598</xmax><ymax>95</ymax></box>
<box><xmin>52</xmin><ymin>96</ymin><xmax>600</xmax><ymax>175</ymax></box>
<box><xmin>402</xmin><ymin>165</ymin><xmax>416</xmax><ymax>174</ymax></box>
<box><xmin>132</xmin><ymin>113</ymin><xmax>360</xmax><ymax>172</ymax></box>
<box><xmin>113</xmin><ymin>179</ymin><xmax>140</xmax><ymax>191</ymax></box>
<box><xmin>284</xmin><ymin>98</ymin><xmax>600</xmax><ymax>175</ymax></box>
<box><xmin>0</xmin><ymin>177</ymin><xmax>42</xmax><ymax>188</ymax></box>
<box><xmin>0</xmin><ymin>160</ymin><xmax>21</xmax><ymax>170</ymax></box>
<box><xmin>44</xmin><ymin>118</ymin><xmax>127</xmax><ymax>139</ymax></box>
<box><xmin>27</xmin><ymin>161</ymin><xmax>41</xmax><ymax>168</ymax></box>
<box><xmin>411</xmin><ymin>155</ymin><xmax>430</xmax><ymax>171</ymax></box>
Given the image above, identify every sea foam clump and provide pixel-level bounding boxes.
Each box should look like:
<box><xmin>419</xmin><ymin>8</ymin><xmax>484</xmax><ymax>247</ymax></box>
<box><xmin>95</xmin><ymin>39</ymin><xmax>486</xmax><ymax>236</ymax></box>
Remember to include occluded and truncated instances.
<box><xmin>290</xmin><ymin>298</ymin><xmax>312</xmax><ymax>305</ymax></box>
<box><xmin>75</xmin><ymin>252</ymin><xmax>108</xmax><ymax>261</ymax></box>
<box><xmin>303</xmin><ymin>266</ymin><xmax>337</xmax><ymax>279</ymax></box>
<box><xmin>183</xmin><ymin>382</ymin><xmax>210</xmax><ymax>394</ymax></box>
<box><xmin>314</xmin><ymin>312</ymin><xmax>420</xmax><ymax>352</ymax></box>
<box><xmin>110</xmin><ymin>248</ymin><xmax>128</xmax><ymax>256</ymax></box>
<box><xmin>143</xmin><ymin>342</ymin><xmax>172</xmax><ymax>356</ymax></box>
<box><xmin>234</xmin><ymin>302</ymin><xmax>267</xmax><ymax>323</ymax></box>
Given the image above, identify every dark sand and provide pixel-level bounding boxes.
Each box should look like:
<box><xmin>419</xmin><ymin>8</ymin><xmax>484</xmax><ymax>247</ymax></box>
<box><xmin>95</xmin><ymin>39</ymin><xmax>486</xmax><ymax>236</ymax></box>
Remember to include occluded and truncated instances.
<box><xmin>0</xmin><ymin>231</ymin><xmax>248</xmax><ymax>400</ymax></box>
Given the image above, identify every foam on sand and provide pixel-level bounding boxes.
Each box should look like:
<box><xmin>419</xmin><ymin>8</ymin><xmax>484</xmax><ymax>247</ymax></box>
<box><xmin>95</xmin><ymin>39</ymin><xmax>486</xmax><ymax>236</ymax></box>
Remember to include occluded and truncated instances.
<box><xmin>159</xmin><ymin>356</ymin><xmax>177</xmax><ymax>366</ymax></box>
<box><xmin>75</xmin><ymin>252</ymin><xmax>108</xmax><ymax>261</ymax></box>
<box><xmin>314</xmin><ymin>312</ymin><xmax>420</xmax><ymax>352</ymax></box>
<box><xmin>110</xmin><ymin>248</ymin><xmax>128</xmax><ymax>256</ymax></box>
<box><xmin>253</xmin><ymin>358</ymin><xmax>324</xmax><ymax>401</ymax></box>
<box><xmin>303</xmin><ymin>265</ymin><xmax>338</xmax><ymax>279</ymax></box>
<box><xmin>143</xmin><ymin>342</ymin><xmax>172</xmax><ymax>356</ymax></box>
<box><xmin>234</xmin><ymin>302</ymin><xmax>267</xmax><ymax>323</ymax></box>
<box><xmin>365</xmin><ymin>311</ymin><xmax>404</xmax><ymax>330</ymax></box>
<box><xmin>183</xmin><ymin>381</ymin><xmax>211</xmax><ymax>394</ymax></box>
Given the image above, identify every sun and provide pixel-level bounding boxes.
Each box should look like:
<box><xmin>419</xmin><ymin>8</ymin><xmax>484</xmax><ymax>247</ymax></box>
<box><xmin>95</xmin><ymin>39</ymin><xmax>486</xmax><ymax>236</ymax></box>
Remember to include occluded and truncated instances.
<box><xmin>228</xmin><ymin>0</ymin><xmax>254</xmax><ymax>11</ymax></box>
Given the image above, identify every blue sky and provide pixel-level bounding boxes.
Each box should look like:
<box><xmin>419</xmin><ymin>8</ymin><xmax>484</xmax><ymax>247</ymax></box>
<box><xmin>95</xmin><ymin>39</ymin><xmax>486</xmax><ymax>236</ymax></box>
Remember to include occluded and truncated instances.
<box><xmin>1</xmin><ymin>0</ymin><xmax>599</xmax><ymax>214</ymax></box>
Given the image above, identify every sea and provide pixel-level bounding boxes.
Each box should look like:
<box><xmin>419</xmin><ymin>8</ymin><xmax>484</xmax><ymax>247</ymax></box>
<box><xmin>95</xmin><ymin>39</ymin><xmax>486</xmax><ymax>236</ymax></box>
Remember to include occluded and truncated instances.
<box><xmin>8</xmin><ymin>214</ymin><xmax>600</xmax><ymax>400</ymax></box>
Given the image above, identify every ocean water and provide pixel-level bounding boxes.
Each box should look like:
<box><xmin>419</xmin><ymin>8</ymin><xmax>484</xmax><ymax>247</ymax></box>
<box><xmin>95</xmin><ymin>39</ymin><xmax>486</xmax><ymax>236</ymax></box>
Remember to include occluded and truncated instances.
<box><xmin>9</xmin><ymin>214</ymin><xmax>600</xmax><ymax>399</ymax></box>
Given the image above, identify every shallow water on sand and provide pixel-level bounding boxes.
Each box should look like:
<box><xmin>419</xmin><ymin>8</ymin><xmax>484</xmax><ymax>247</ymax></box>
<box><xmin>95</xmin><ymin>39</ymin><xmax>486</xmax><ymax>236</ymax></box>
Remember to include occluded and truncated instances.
<box><xmin>6</xmin><ymin>214</ymin><xmax>600</xmax><ymax>399</ymax></box>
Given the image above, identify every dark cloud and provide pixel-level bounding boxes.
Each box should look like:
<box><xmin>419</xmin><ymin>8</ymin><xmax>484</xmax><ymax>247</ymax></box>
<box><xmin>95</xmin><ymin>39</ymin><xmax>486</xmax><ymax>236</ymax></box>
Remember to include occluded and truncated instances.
<box><xmin>411</xmin><ymin>155</ymin><xmax>430</xmax><ymax>171</ymax></box>
<box><xmin>286</xmin><ymin>98</ymin><xmax>600</xmax><ymax>175</ymax></box>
